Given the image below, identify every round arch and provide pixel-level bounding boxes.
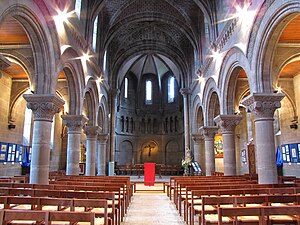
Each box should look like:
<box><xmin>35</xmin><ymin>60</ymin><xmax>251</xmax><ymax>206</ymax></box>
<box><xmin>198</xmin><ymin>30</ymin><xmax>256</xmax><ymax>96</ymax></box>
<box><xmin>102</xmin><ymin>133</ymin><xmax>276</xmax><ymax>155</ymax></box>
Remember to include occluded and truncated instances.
<box><xmin>218</xmin><ymin>47</ymin><xmax>251</xmax><ymax>115</ymax></box>
<box><xmin>191</xmin><ymin>95</ymin><xmax>204</xmax><ymax>133</ymax></box>
<box><xmin>0</xmin><ymin>1</ymin><xmax>60</xmax><ymax>94</ymax></box>
<box><xmin>249</xmin><ymin>0</ymin><xmax>300</xmax><ymax>93</ymax></box>
<box><xmin>98</xmin><ymin>95</ymin><xmax>109</xmax><ymax>134</ymax></box>
<box><xmin>60</xmin><ymin>48</ymin><xmax>86</xmax><ymax>115</ymax></box>
<box><xmin>202</xmin><ymin>77</ymin><xmax>220</xmax><ymax>125</ymax></box>
<box><xmin>83</xmin><ymin>78</ymin><xmax>99</xmax><ymax>126</ymax></box>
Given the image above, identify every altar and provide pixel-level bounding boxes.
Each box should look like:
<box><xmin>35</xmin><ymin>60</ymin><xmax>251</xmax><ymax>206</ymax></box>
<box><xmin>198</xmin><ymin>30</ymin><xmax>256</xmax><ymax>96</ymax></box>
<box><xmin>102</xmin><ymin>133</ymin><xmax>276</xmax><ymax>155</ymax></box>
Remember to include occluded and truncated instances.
<box><xmin>144</xmin><ymin>162</ymin><xmax>155</xmax><ymax>186</ymax></box>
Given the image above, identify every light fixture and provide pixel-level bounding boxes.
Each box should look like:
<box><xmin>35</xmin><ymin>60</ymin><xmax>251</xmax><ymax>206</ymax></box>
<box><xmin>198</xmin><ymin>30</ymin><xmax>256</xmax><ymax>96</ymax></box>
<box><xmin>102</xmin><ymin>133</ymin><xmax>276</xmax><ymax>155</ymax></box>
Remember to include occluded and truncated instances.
<box><xmin>98</xmin><ymin>76</ymin><xmax>104</xmax><ymax>84</ymax></box>
<box><xmin>54</xmin><ymin>9</ymin><xmax>72</xmax><ymax>23</ymax></box>
<box><xmin>53</xmin><ymin>9</ymin><xmax>73</xmax><ymax>34</ymax></box>
<box><xmin>83</xmin><ymin>53</ymin><xmax>90</xmax><ymax>61</ymax></box>
<box><xmin>277</xmin><ymin>87</ymin><xmax>282</xmax><ymax>93</ymax></box>
<box><xmin>197</xmin><ymin>75</ymin><xmax>204</xmax><ymax>83</ymax></box>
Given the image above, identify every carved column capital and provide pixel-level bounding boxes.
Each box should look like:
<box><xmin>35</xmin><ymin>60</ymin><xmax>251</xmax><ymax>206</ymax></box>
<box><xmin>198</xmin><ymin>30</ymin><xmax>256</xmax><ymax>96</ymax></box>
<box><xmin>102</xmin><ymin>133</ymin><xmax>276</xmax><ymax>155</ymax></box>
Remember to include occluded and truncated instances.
<box><xmin>23</xmin><ymin>94</ymin><xmax>65</xmax><ymax>122</ymax></box>
<box><xmin>241</xmin><ymin>93</ymin><xmax>284</xmax><ymax>121</ymax></box>
<box><xmin>84</xmin><ymin>126</ymin><xmax>101</xmax><ymax>137</ymax></box>
<box><xmin>192</xmin><ymin>133</ymin><xmax>204</xmax><ymax>143</ymax></box>
<box><xmin>180</xmin><ymin>88</ymin><xmax>190</xmax><ymax>98</ymax></box>
<box><xmin>199</xmin><ymin>126</ymin><xmax>218</xmax><ymax>140</ymax></box>
<box><xmin>214</xmin><ymin>115</ymin><xmax>242</xmax><ymax>134</ymax></box>
<box><xmin>98</xmin><ymin>134</ymin><xmax>109</xmax><ymax>144</ymax></box>
<box><xmin>61</xmin><ymin>115</ymin><xmax>88</xmax><ymax>133</ymax></box>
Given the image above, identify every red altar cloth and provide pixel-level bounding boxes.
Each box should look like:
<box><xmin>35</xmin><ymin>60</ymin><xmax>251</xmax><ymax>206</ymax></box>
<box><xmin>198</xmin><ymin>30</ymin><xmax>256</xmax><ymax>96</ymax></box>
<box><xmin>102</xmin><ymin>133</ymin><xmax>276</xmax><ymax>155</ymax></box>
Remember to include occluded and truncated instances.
<box><xmin>144</xmin><ymin>163</ymin><xmax>155</xmax><ymax>186</ymax></box>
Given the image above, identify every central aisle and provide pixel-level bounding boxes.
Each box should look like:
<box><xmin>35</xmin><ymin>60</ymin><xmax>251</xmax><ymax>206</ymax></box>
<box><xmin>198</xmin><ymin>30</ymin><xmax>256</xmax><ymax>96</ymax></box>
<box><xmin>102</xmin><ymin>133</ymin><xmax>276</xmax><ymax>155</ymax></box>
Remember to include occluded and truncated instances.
<box><xmin>121</xmin><ymin>183</ymin><xmax>185</xmax><ymax>225</ymax></box>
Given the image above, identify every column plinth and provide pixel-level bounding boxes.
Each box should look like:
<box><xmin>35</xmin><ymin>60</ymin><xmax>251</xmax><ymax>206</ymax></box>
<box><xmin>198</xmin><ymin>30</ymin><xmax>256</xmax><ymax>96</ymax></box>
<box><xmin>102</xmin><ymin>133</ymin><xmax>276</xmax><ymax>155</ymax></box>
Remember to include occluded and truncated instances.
<box><xmin>61</xmin><ymin>115</ymin><xmax>88</xmax><ymax>175</ymax></box>
<box><xmin>242</xmin><ymin>93</ymin><xmax>284</xmax><ymax>184</ymax></box>
<box><xmin>214</xmin><ymin>115</ymin><xmax>242</xmax><ymax>176</ymax></box>
<box><xmin>84</xmin><ymin>126</ymin><xmax>101</xmax><ymax>176</ymax></box>
<box><xmin>199</xmin><ymin>126</ymin><xmax>218</xmax><ymax>176</ymax></box>
<box><xmin>23</xmin><ymin>94</ymin><xmax>64</xmax><ymax>184</ymax></box>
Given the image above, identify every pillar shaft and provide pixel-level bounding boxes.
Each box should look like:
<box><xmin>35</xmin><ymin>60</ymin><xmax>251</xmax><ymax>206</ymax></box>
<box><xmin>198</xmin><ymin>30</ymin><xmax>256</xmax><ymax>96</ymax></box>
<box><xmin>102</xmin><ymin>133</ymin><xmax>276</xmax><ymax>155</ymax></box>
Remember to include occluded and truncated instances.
<box><xmin>214</xmin><ymin>115</ymin><xmax>242</xmax><ymax>176</ymax></box>
<box><xmin>97</xmin><ymin>134</ymin><xmax>108</xmax><ymax>175</ymax></box>
<box><xmin>61</xmin><ymin>115</ymin><xmax>88</xmax><ymax>175</ymax></box>
<box><xmin>199</xmin><ymin>126</ymin><xmax>218</xmax><ymax>176</ymax></box>
<box><xmin>242</xmin><ymin>93</ymin><xmax>284</xmax><ymax>184</ymax></box>
<box><xmin>192</xmin><ymin>133</ymin><xmax>204</xmax><ymax>170</ymax></box>
<box><xmin>110</xmin><ymin>89</ymin><xmax>118</xmax><ymax>162</ymax></box>
<box><xmin>84</xmin><ymin>126</ymin><xmax>101</xmax><ymax>176</ymax></box>
<box><xmin>180</xmin><ymin>88</ymin><xmax>190</xmax><ymax>155</ymax></box>
<box><xmin>23</xmin><ymin>94</ymin><xmax>64</xmax><ymax>184</ymax></box>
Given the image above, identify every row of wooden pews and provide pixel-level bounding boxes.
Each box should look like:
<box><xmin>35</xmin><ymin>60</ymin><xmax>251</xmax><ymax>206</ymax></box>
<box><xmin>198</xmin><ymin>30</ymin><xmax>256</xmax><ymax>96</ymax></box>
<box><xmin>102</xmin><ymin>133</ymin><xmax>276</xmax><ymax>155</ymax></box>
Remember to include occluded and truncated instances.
<box><xmin>0</xmin><ymin>174</ymin><xmax>133</xmax><ymax>225</ymax></box>
<box><xmin>0</xmin><ymin>196</ymin><xmax>108</xmax><ymax>224</ymax></box>
<box><xmin>167</xmin><ymin>175</ymin><xmax>300</xmax><ymax>225</ymax></box>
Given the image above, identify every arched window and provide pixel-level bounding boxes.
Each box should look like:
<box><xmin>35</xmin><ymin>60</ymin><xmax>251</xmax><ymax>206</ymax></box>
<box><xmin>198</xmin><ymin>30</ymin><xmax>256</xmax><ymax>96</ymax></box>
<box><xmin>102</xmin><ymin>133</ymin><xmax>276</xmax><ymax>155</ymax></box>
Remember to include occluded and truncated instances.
<box><xmin>145</xmin><ymin>80</ymin><xmax>152</xmax><ymax>104</ymax></box>
<box><xmin>92</xmin><ymin>16</ymin><xmax>98</xmax><ymax>51</ymax></box>
<box><xmin>103</xmin><ymin>50</ymin><xmax>107</xmax><ymax>73</ymax></box>
<box><xmin>168</xmin><ymin>76</ymin><xmax>175</xmax><ymax>103</ymax></box>
<box><xmin>75</xmin><ymin>0</ymin><xmax>82</xmax><ymax>19</ymax></box>
<box><xmin>23</xmin><ymin>107</ymin><xmax>32</xmax><ymax>146</ymax></box>
<box><xmin>124</xmin><ymin>77</ymin><xmax>128</xmax><ymax>98</ymax></box>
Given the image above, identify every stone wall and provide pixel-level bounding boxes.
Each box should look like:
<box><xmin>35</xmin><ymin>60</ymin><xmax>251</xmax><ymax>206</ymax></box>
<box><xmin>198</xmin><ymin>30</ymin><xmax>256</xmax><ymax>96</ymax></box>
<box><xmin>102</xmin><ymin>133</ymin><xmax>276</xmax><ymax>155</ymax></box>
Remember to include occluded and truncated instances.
<box><xmin>0</xmin><ymin>72</ymin><xmax>25</xmax><ymax>176</ymax></box>
<box><xmin>280</xmin><ymin>75</ymin><xmax>300</xmax><ymax>177</ymax></box>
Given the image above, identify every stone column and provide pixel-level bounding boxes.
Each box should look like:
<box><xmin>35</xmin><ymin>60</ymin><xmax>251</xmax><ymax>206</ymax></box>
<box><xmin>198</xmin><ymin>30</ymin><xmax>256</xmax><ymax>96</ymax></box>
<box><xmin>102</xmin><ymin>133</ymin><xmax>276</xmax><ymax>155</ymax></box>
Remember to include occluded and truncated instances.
<box><xmin>242</xmin><ymin>93</ymin><xmax>284</xmax><ymax>184</ymax></box>
<box><xmin>192</xmin><ymin>133</ymin><xmax>205</xmax><ymax>170</ymax></box>
<box><xmin>84</xmin><ymin>126</ymin><xmax>101</xmax><ymax>176</ymax></box>
<box><xmin>61</xmin><ymin>115</ymin><xmax>88</xmax><ymax>175</ymax></box>
<box><xmin>109</xmin><ymin>89</ymin><xmax>118</xmax><ymax>162</ymax></box>
<box><xmin>97</xmin><ymin>134</ymin><xmax>108</xmax><ymax>175</ymax></box>
<box><xmin>180</xmin><ymin>88</ymin><xmax>191</xmax><ymax>155</ymax></box>
<box><xmin>214</xmin><ymin>115</ymin><xmax>242</xmax><ymax>176</ymax></box>
<box><xmin>199</xmin><ymin>126</ymin><xmax>218</xmax><ymax>176</ymax></box>
<box><xmin>23</xmin><ymin>94</ymin><xmax>64</xmax><ymax>184</ymax></box>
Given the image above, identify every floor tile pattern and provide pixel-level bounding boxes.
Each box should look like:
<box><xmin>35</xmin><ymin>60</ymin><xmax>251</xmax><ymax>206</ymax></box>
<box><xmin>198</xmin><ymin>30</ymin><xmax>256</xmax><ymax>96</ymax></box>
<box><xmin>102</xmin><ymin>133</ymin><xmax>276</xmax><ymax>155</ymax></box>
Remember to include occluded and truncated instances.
<box><xmin>122</xmin><ymin>184</ymin><xmax>185</xmax><ymax>225</ymax></box>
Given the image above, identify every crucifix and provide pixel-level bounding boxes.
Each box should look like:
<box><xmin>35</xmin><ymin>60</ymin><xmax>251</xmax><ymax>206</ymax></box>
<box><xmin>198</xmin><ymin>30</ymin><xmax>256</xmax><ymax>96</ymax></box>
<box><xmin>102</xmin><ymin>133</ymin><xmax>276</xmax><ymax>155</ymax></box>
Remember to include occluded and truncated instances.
<box><xmin>147</xmin><ymin>145</ymin><xmax>154</xmax><ymax>157</ymax></box>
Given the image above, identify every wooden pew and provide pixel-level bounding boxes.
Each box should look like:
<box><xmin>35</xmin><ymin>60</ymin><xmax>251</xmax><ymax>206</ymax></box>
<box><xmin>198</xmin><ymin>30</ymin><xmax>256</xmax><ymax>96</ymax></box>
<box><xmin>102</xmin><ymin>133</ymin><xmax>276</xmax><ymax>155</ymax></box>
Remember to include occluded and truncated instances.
<box><xmin>0</xmin><ymin>209</ymin><xmax>48</xmax><ymax>225</ymax></box>
<box><xmin>261</xmin><ymin>205</ymin><xmax>300</xmax><ymax>225</ymax></box>
<box><xmin>73</xmin><ymin>199</ymin><xmax>108</xmax><ymax>225</ymax></box>
<box><xmin>218</xmin><ymin>206</ymin><xmax>300</xmax><ymax>225</ymax></box>
<box><xmin>48</xmin><ymin>210</ymin><xmax>97</xmax><ymax>225</ymax></box>
<box><xmin>0</xmin><ymin>196</ymin><xmax>109</xmax><ymax>225</ymax></box>
<box><xmin>217</xmin><ymin>207</ymin><xmax>261</xmax><ymax>225</ymax></box>
<box><xmin>202</xmin><ymin>195</ymin><xmax>299</xmax><ymax>225</ymax></box>
<box><xmin>189</xmin><ymin>188</ymin><xmax>300</xmax><ymax>225</ymax></box>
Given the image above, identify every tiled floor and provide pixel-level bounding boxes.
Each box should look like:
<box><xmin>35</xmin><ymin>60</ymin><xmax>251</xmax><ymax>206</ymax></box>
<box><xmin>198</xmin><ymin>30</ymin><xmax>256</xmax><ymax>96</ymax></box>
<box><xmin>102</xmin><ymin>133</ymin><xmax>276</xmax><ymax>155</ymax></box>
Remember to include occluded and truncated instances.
<box><xmin>121</xmin><ymin>183</ymin><xmax>185</xmax><ymax>225</ymax></box>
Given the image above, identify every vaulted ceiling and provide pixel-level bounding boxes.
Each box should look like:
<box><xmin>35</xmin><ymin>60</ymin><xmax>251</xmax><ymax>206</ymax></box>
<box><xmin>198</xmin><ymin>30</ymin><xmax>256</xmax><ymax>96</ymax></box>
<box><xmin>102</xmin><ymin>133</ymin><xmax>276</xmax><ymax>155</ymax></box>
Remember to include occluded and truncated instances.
<box><xmin>92</xmin><ymin>0</ymin><xmax>215</xmax><ymax>85</ymax></box>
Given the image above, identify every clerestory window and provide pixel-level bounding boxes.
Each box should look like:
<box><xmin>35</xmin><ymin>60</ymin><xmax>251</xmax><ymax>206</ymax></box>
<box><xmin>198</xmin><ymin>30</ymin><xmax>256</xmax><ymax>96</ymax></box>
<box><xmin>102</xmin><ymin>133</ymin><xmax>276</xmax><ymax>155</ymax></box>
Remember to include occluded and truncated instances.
<box><xmin>124</xmin><ymin>77</ymin><xmax>128</xmax><ymax>99</ymax></box>
<box><xmin>168</xmin><ymin>76</ymin><xmax>175</xmax><ymax>103</ymax></box>
<box><xmin>145</xmin><ymin>80</ymin><xmax>152</xmax><ymax>104</ymax></box>
<box><xmin>75</xmin><ymin>0</ymin><xmax>82</xmax><ymax>19</ymax></box>
<box><xmin>92</xmin><ymin>16</ymin><xmax>98</xmax><ymax>51</ymax></box>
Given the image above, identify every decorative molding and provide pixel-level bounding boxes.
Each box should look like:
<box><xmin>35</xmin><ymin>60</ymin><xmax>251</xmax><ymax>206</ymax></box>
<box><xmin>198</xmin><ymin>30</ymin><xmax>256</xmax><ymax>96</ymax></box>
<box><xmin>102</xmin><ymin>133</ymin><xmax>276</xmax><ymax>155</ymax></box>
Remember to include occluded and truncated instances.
<box><xmin>214</xmin><ymin>115</ymin><xmax>242</xmax><ymax>134</ymax></box>
<box><xmin>23</xmin><ymin>94</ymin><xmax>65</xmax><ymax>122</ymax></box>
<box><xmin>98</xmin><ymin>134</ymin><xmax>109</xmax><ymax>143</ymax></box>
<box><xmin>84</xmin><ymin>126</ymin><xmax>101</xmax><ymax>137</ymax></box>
<box><xmin>196</xmin><ymin>18</ymin><xmax>239</xmax><ymax>76</ymax></box>
<box><xmin>199</xmin><ymin>126</ymin><xmax>218</xmax><ymax>140</ymax></box>
<box><xmin>61</xmin><ymin>115</ymin><xmax>89</xmax><ymax>132</ymax></box>
<box><xmin>192</xmin><ymin>133</ymin><xmax>204</xmax><ymax>143</ymax></box>
<box><xmin>241</xmin><ymin>93</ymin><xmax>285</xmax><ymax>121</ymax></box>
